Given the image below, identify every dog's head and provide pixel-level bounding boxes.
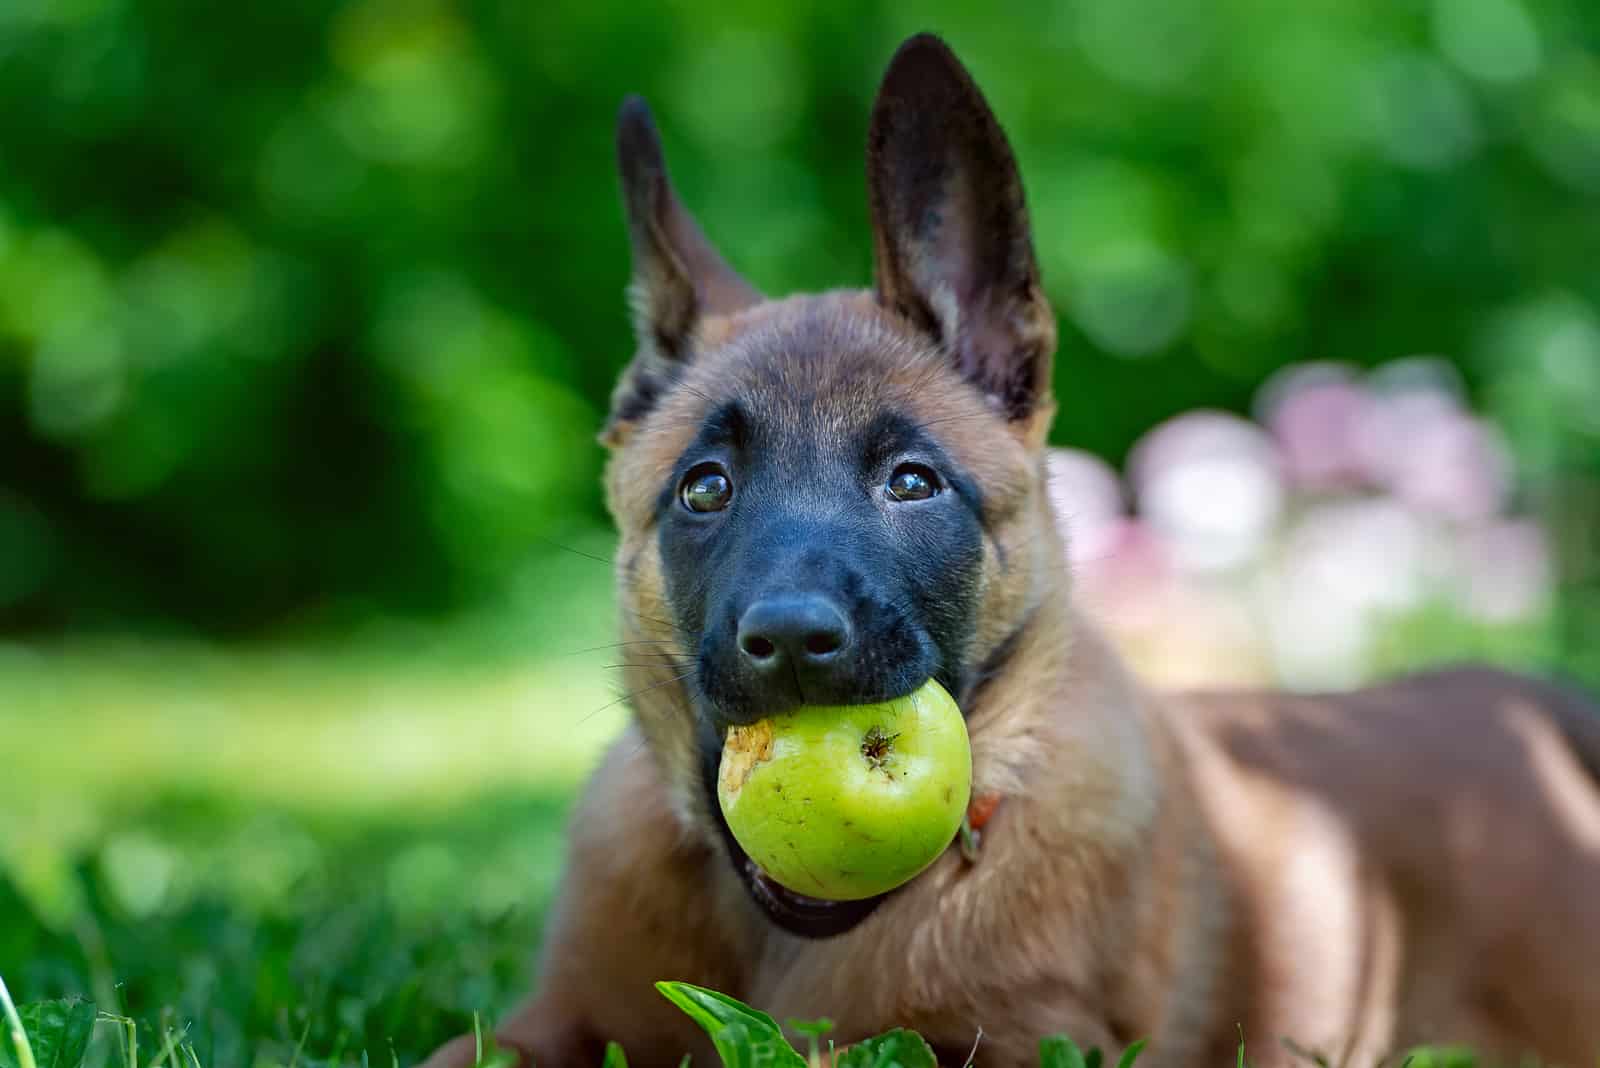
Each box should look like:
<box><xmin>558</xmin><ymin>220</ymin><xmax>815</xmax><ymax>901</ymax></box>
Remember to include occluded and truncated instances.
<box><xmin>601</xmin><ymin>34</ymin><xmax>1063</xmax><ymax>936</ymax></box>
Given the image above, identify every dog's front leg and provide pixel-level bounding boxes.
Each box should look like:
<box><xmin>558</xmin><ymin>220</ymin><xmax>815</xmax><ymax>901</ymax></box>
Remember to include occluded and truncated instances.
<box><xmin>419</xmin><ymin>728</ymin><xmax>751</xmax><ymax>1068</ymax></box>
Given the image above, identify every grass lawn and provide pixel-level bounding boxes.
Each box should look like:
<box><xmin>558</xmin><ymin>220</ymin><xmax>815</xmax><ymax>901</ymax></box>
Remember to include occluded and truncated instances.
<box><xmin>0</xmin><ymin>564</ymin><xmax>628</xmax><ymax>1067</ymax></box>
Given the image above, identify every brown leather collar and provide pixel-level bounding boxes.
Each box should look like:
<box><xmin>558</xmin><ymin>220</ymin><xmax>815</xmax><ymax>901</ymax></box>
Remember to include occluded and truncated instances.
<box><xmin>958</xmin><ymin>790</ymin><xmax>1003</xmax><ymax>863</ymax></box>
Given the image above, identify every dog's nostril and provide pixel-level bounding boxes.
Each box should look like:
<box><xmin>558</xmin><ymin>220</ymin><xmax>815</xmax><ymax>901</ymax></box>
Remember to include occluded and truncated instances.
<box><xmin>804</xmin><ymin>631</ymin><xmax>842</xmax><ymax>657</ymax></box>
<box><xmin>742</xmin><ymin>635</ymin><xmax>777</xmax><ymax>660</ymax></box>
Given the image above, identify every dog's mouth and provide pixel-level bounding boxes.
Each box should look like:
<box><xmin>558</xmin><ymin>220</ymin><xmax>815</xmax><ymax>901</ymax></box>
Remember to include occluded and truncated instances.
<box><xmin>692</xmin><ymin>658</ymin><xmax>983</xmax><ymax>938</ymax></box>
<box><xmin>734</xmin><ymin>842</ymin><xmax>889</xmax><ymax>937</ymax></box>
<box><xmin>697</xmin><ymin>721</ymin><xmax>891</xmax><ymax>938</ymax></box>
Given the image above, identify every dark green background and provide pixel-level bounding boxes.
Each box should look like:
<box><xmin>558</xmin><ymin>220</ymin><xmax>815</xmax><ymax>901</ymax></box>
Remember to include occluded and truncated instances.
<box><xmin>1</xmin><ymin>0</ymin><xmax>1596</xmax><ymax>658</ymax></box>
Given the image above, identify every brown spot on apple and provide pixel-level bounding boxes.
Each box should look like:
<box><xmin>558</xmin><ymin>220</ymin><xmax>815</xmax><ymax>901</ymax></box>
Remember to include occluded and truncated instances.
<box><xmin>718</xmin><ymin>719</ymin><xmax>774</xmax><ymax>801</ymax></box>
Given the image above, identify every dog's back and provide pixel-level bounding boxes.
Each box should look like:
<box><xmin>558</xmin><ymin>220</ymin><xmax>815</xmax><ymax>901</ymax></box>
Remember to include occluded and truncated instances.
<box><xmin>1172</xmin><ymin>667</ymin><xmax>1600</xmax><ymax>1066</ymax></box>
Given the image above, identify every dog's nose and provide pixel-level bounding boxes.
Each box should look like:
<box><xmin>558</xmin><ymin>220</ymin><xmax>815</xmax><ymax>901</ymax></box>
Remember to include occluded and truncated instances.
<box><xmin>737</xmin><ymin>595</ymin><xmax>851</xmax><ymax>674</ymax></box>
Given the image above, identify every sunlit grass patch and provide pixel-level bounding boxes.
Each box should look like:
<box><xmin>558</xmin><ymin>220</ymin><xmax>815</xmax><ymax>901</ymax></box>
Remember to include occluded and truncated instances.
<box><xmin>2</xmin><ymin>792</ymin><xmax>570</xmax><ymax>1067</ymax></box>
<box><xmin>0</xmin><ymin>643</ymin><xmax>622</xmax><ymax>807</ymax></box>
<box><xmin>0</xmin><ymin>556</ymin><xmax>626</xmax><ymax>815</ymax></box>
<box><xmin>0</xmin><ymin>570</ymin><xmax>630</xmax><ymax>1065</ymax></box>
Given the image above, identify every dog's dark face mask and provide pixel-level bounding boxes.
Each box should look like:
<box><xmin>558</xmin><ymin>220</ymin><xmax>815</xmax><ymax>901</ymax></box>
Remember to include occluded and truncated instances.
<box><xmin>660</xmin><ymin>401</ymin><xmax>984</xmax><ymax>731</ymax></box>
<box><xmin>656</xmin><ymin>386</ymin><xmax>987</xmax><ymax>938</ymax></box>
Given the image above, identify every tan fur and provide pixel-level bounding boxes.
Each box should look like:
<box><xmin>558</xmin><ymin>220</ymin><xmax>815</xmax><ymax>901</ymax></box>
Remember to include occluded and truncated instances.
<box><xmin>422</xmin><ymin>36</ymin><xmax>1600</xmax><ymax>1068</ymax></box>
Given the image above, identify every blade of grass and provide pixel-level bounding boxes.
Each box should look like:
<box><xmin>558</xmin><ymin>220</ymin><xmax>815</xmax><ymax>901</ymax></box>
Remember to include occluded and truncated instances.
<box><xmin>0</xmin><ymin>976</ymin><xmax>38</xmax><ymax>1068</ymax></box>
<box><xmin>328</xmin><ymin>1030</ymin><xmax>349</xmax><ymax>1066</ymax></box>
<box><xmin>961</xmin><ymin>1027</ymin><xmax>983</xmax><ymax>1068</ymax></box>
<box><xmin>153</xmin><ymin>1023</ymin><xmax>182</xmax><ymax>1068</ymax></box>
<box><xmin>786</xmin><ymin>1018</ymin><xmax>833</xmax><ymax>1068</ymax></box>
<box><xmin>97</xmin><ymin>1012</ymin><xmax>137</xmax><ymax>1068</ymax></box>
<box><xmin>286</xmin><ymin>1018</ymin><xmax>310</xmax><ymax>1068</ymax></box>
<box><xmin>1114</xmin><ymin>1039</ymin><xmax>1147</xmax><ymax>1068</ymax></box>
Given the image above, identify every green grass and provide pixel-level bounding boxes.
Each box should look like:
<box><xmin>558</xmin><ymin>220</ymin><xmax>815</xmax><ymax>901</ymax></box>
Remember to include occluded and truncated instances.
<box><xmin>0</xmin><ymin>971</ymin><xmax>1485</xmax><ymax>1068</ymax></box>
<box><xmin>0</xmin><ymin>563</ymin><xmax>627</xmax><ymax>1066</ymax></box>
<box><xmin>3</xmin><ymin>789</ymin><xmax>570</xmax><ymax>1067</ymax></box>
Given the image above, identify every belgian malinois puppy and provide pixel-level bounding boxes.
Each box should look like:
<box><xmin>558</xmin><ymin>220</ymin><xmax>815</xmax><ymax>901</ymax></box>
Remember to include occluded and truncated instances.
<box><xmin>424</xmin><ymin>33</ymin><xmax>1600</xmax><ymax>1068</ymax></box>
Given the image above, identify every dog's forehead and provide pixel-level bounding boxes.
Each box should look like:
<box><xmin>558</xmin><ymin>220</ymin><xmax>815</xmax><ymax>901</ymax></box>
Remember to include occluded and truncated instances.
<box><xmin>688</xmin><ymin>292</ymin><xmax>974</xmax><ymax>439</ymax></box>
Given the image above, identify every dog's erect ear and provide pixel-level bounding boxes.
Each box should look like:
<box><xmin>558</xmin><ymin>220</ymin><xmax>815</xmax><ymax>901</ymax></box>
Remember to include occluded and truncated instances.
<box><xmin>868</xmin><ymin>35</ymin><xmax>1056</xmax><ymax>424</ymax></box>
<box><xmin>604</xmin><ymin>95</ymin><xmax>760</xmax><ymax>446</ymax></box>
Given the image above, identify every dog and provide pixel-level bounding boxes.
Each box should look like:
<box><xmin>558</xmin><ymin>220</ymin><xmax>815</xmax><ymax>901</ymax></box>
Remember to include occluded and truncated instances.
<box><xmin>422</xmin><ymin>33</ymin><xmax>1600</xmax><ymax>1068</ymax></box>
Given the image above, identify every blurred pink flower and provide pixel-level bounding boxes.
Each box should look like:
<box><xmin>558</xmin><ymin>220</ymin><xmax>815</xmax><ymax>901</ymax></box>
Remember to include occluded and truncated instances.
<box><xmin>1258</xmin><ymin>497</ymin><xmax>1439</xmax><ymax>688</ymax></box>
<box><xmin>1047</xmin><ymin>447</ymin><xmax>1126</xmax><ymax>566</ymax></box>
<box><xmin>1355</xmin><ymin>388</ymin><xmax>1510</xmax><ymax>521</ymax></box>
<box><xmin>1399</xmin><ymin>412</ymin><xmax>1511</xmax><ymax>523</ymax></box>
<box><xmin>1346</xmin><ymin>356</ymin><xmax>1508</xmax><ymax>521</ymax></box>
<box><xmin>1255</xmin><ymin>362</ymin><xmax>1371</xmax><ymax>491</ymax></box>
<box><xmin>1048</xmin><ymin>355</ymin><xmax>1547</xmax><ymax>687</ymax></box>
<box><xmin>1129</xmin><ymin>411</ymin><xmax>1285</xmax><ymax>573</ymax></box>
<box><xmin>1452</xmin><ymin>518</ymin><xmax>1551</xmax><ymax>623</ymax></box>
<box><xmin>1074</xmin><ymin>516</ymin><xmax>1171</xmax><ymax>619</ymax></box>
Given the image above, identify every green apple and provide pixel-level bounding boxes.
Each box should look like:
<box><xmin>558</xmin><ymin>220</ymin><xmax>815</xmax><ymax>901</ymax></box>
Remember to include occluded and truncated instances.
<box><xmin>717</xmin><ymin>678</ymin><xmax>972</xmax><ymax>901</ymax></box>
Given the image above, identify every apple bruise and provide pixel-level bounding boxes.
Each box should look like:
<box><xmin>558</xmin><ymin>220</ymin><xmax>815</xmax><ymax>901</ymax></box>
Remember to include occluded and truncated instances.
<box><xmin>718</xmin><ymin>719</ymin><xmax>775</xmax><ymax>802</ymax></box>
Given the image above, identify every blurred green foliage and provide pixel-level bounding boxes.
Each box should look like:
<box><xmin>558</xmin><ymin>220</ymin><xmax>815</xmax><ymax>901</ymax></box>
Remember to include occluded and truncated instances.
<box><xmin>0</xmin><ymin>0</ymin><xmax>1596</xmax><ymax>645</ymax></box>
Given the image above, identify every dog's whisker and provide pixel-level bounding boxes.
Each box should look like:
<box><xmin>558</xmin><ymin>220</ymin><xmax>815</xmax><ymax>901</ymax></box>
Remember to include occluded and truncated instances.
<box><xmin>602</xmin><ymin>660</ymin><xmax>696</xmax><ymax>671</ymax></box>
<box><xmin>910</xmin><ymin>411</ymin><xmax>992</xmax><ymax>433</ymax></box>
<box><xmin>624</xmin><ymin>611</ymin><xmax>696</xmax><ymax>640</ymax></box>
<box><xmin>890</xmin><ymin>355</ymin><xmax>946</xmax><ymax>407</ymax></box>
<box><xmin>560</xmin><ymin>639</ymin><xmax>684</xmax><ymax>657</ymax></box>
<box><xmin>531</xmin><ymin>533</ymin><xmax>616</xmax><ymax>567</ymax></box>
<box><xmin>672</xmin><ymin>381</ymin><xmax>717</xmax><ymax>406</ymax></box>
<box><xmin>580</xmin><ymin>669</ymin><xmax>697</xmax><ymax>724</ymax></box>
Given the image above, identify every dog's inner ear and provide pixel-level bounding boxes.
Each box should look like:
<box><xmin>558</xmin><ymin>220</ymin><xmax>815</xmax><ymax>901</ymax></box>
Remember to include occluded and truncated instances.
<box><xmin>867</xmin><ymin>35</ymin><xmax>1056</xmax><ymax>423</ymax></box>
<box><xmin>606</xmin><ymin>95</ymin><xmax>760</xmax><ymax>445</ymax></box>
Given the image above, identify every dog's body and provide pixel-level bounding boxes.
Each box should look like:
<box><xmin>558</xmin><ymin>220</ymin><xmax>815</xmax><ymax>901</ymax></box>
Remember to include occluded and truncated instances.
<box><xmin>424</xmin><ymin>35</ymin><xmax>1600</xmax><ymax>1068</ymax></box>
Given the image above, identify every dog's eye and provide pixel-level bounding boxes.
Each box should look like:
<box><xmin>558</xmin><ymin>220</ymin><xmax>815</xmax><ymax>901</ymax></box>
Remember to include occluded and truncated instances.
<box><xmin>887</xmin><ymin>463</ymin><xmax>941</xmax><ymax>502</ymax></box>
<box><xmin>681</xmin><ymin>463</ymin><xmax>734</xmax><ymax>513</ymax></box>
